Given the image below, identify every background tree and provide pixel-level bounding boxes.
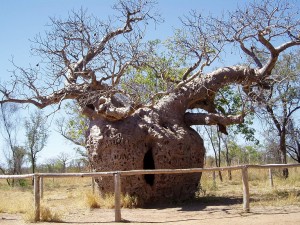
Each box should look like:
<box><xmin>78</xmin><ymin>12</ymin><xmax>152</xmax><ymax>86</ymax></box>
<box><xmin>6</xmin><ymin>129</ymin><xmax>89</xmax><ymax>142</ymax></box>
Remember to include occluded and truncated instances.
<box><xmin>43</xmin><ymin>158</ymin><xmax>59</xmax><ymax>173</ymax></box>
<box><xmin>68</xmin><ymin>157</ymin><xmax>89</xmax><ymax>172</ymax></box>
<box><xmin>0</xmin><ymin>164</ymin><xmax>5</xmax><ymax>174</ymax></box>
<box><xmin>204</xmin><ymin>126</ymin><xmax>223</xmax><ymax>181</ymax></box>
<box><xmin>57</xmin><ymin>102</ymin><xmax>89</xmax><ymax>147</ymax></box>
<box><xmin>286</xmin><ymin>119</ymin><xmax>300</xmax><ymax>163</ymax></box>
<box><xmin>56</xmin><ymin>152</ymin><xmax>70</xmax><ymax>173</ymax></box>
<box><xmin>0</xmin><ymin>0</ymin><xmax>300</xmax><ymax>203</ymax></box>
<box><xmin>0</xmin><ymin>103</ymin><xmax>26</xmax><ymax>185</ymax></box>
<box><xmin>221</xmin><ymin>135</ymin><xmax>238</xmax><ymax>180</ymax></box>
<box><xmin>222</xmin><ymin>140</ymin><xmax>242</xmax><ymax>165</ymax></box>
<box><xmin>258</xmin><ymin>51</ymin><xmax>300</xmax><ymax>177</ymax></box>
<box><xmin>203</xmin><ymin>84</ymin><xmax>257</xmax><ymax>180</ymax></box>
<box><xmin>24</xmin><ymin>109</ymin><xmax>49</xmax><ymax>174</ymax></box>
<box><xmin>11</xmin><ymin>146</ymin><xmax>27</xmax><ymax>175</ymax></box>
<box><xmin>56</xmin><ymin>102</ymin><xmax>94</xmax><ymax>173</ymax></box>
<box><xmin>263</xmin><ymin>129</ymin><xmax>282</xmax><ymax>163</ymax></box>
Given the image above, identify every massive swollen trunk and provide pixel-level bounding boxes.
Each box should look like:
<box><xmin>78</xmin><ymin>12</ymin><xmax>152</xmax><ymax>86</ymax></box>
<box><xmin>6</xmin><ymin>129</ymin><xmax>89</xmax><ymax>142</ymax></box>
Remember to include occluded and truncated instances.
<box><xmin>85</xmin><ymin>66</ymin><xmax>257</xmax><ymax>204</ymax></box>
<box><xmin>86</xmin><ymin>102</ymin><xmax>204</xmax><ymax>204</ymax></box>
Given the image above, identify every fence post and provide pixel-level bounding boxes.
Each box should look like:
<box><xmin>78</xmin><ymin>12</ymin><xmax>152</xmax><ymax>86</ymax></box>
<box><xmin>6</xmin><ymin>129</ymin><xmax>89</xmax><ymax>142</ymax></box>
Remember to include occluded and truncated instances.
<box><xmin>92</xmin><ymin>177</ymin><xmax>95</xmax><ymax>194</ymax></box>
<box><xmin>114</xmin><ymin>172</ymin><xmax>122</xmax><ymax>222</ymax></box>
<box><xmin>241</xmin><ymin>166</ymin><xmax>250</xmax><ymax>212</ymax></box>
<box><xmin>269</xmin><ymin>168</ymin><xmax>274</xmax><ymax>188</ymax></box>
<box><xmin>34</xmin><ymin>174</ymin><xmax>41</xmax><ymax>222</ymax></box>
<box><xmin>39</xmin><ymin>176</ymin><xmax>44</xmax><ymax>199</ymax></box>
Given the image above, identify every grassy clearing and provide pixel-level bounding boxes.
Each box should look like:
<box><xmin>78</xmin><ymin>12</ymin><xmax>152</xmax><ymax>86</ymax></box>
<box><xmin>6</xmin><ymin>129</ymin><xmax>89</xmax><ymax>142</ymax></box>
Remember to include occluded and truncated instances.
<box><xmin>0</xmin><ymin>185</ymin><xmax>32</xmax><ymax>214</ymax></box>
<box><xmin>199</xmin><ymin>167</ymin><xmax>300</xmax><ymax>206</ymax></box>
<box><xmin>0</xmin><ymin>177</ymin><xmax>90</xmax><ymax>222</ymax></box>
<box><xmin>0</xmin><ymin>176</ymin><xmax>138</xmax><ymax>221</ymax></box>
<box><xmin>0</xmin><ymin>167</ymin><xmax>299</xmax><ymax>223</ymax></box>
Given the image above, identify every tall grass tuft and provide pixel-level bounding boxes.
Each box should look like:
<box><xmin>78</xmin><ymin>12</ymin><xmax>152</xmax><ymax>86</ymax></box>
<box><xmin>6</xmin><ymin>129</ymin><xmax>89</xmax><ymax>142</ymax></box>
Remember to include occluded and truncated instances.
<box><xmin>40</xmin><ymin>206</ymin><xmax>62</xmax><ymax>222</ymax></box>
<box><xmin>24</xmin><ymin>206</ymin><xmax>62</xmax><ymax>223</ymax></box>
<box><xmin>85</xmin><ymin>191</ymin><xmax>101</xmax><ymax>209</ymax></box>
<box><xmin>85</xmin><ymin>191</ymin><xmax>139</xmax><ymax>209</ymax></box>
<box><xmin>101</xmin><ymin>193</ymin><xmax>115</xmax><ymax>209</ymax></box>
<box><xmin>122</xmin><ymin>193</ymin><xmax>139</xmax><ymax>208</ymax></box>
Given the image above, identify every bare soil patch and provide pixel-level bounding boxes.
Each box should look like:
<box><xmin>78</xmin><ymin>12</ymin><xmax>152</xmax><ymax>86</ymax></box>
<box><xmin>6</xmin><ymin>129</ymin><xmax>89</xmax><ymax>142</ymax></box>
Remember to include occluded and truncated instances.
<box><xmin>1</xmin><ymin>201</ymin><xmax>300</xmax><ymax>225</ymax></box>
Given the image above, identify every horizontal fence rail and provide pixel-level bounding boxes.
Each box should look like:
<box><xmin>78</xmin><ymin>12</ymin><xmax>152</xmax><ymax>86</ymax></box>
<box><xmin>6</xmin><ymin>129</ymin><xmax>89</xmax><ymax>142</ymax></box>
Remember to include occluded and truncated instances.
<box><xmin>0</xmin><ymin>163</ymin><xmax>299</xmax><ymax>222</ymax></box>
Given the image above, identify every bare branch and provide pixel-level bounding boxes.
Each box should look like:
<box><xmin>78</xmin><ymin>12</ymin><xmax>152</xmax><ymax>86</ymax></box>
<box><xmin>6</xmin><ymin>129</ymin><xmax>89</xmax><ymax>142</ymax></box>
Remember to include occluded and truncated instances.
<box><xmin>182</xmin><ymin>53</ymin><xmax>202</xmax><ymax>80</ymax></box>
<box><xmin>0</xmin><ymin>0</ymin><xmax>159</xmax><ymax>119</ymax></box>
<box><xmin>1</xmin><ymin>0</ymin><xmax>300</xmax><ymax>124</ymax></box>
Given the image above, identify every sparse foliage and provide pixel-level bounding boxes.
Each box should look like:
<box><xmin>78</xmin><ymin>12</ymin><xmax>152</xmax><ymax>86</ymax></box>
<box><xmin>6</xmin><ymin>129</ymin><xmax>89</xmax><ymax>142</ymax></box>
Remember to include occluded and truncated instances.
<box><xmin>0</xmin><ymin>103</ymin><xmax>26</xmax><ymax>185</ymax></box>
<box><xmin>258</xmin><ymin>51</ymin><xmax>300</xmax><ymax>177</ymax></box>
<box><xmin>56</xmin><ymin>102</ymin><xmax>89</xmax><ymax>147</ymax></box>
<box><xmin>24</xmin><ymin>110</ymin><xmax>49</xmax><ymax>174</ymax></box>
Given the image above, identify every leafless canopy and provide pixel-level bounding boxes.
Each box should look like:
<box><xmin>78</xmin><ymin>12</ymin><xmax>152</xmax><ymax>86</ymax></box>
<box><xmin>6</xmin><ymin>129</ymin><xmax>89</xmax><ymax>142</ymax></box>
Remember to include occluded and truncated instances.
<box><xmin>177</xmin><ymin>0</ymin><xmax>300</xmax><ymax>128</ymax></box>
<box><xmin>0</xmin><ymin>0</ymin><xmax>300</xmax><ymax>125</ymax></box>
<box><xmin>0</xmin><ymin>0</ymin><xmax>159</xmax><ymax>117</ymax></box>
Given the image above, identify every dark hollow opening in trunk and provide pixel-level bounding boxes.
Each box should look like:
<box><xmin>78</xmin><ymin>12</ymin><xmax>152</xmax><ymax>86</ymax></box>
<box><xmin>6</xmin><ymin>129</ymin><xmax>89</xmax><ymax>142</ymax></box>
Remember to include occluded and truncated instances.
<box><xmin>143</xmin><ymin>147</ymin><xmax>155</xmax><ymax>186</ymax></box>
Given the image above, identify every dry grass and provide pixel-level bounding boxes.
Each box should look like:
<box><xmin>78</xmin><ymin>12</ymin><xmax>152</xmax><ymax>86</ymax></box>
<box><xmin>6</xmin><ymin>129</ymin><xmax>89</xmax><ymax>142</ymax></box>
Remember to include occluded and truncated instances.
<box><xmin>0</xmin><ymin>181</ymin><xmax>63</xmax><ymax>222</ymax></box>
<box><xmin>122</xmin><ymin>193</ymin><xmax>139</xmax><ymax>208</ymax></box>
<box><xmin>39</xmin><ymin>206</ymin><xmax>62</xmax><ymax>222</ymax></box>
<box><xmin>85</xmin><ymin>191</ymin><xmax>139</xmax><ymax>209</ymax></box>
<box><xmin>0</xmin><ymin>186</ymin><xmax>32</xmax><ymax>214</ymax></box>
<box><xmin>100</xmin><ymin>193</ymin><xmax>115</xmax><ymax>209</ymax></box>
<box><xmin>85</xmin><ymin>191</ymin><xmax>101</xmax><ymax>208</ymax></box>
<box><xmin>23</xmin><ymin>206</ymin><xmax>62</xmax><ymax>223</ymax></box>
<box><xmin>199</xmin><ymin>167</ymin><xmax>300</xmax><ymax>206</ymax></box>
<box><xmin>0</xmin><ymin>167</ymin><xmax>299</xmax><ymax>223</ymax></box>
<box><xmin>0</xmin><ymin>177</ymin><xmax>90</xmax><ymax>222</ymax></box>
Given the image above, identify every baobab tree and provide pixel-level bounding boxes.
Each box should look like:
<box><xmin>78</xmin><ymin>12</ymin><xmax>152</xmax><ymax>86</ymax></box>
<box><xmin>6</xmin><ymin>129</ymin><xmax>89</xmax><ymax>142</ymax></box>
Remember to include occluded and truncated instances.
<box><xmin>0</xmin><ymin>0</ymin><xmax>300</xmax><ymax>204</ymax></box>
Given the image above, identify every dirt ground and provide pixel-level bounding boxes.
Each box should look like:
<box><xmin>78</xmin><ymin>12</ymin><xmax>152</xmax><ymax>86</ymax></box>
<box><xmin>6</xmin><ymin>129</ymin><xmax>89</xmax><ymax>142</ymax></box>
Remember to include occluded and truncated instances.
<box><xmin>1</xmin><ymin>203</ymin><xmax>300</xmax><ymax>225</ymax></box>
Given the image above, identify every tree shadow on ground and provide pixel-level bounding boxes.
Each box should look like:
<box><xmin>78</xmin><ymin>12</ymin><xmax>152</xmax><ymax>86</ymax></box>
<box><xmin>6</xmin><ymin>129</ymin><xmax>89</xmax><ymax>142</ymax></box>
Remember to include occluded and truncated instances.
<box><xmin>179</xmin><ymin>196</ymin><xmax>243</xmax><ymax>211</ymax></box>
<box><xmin>144</xmin><ymin>195</ymin><xmax>243</xmax><ymax>211</ymax></box>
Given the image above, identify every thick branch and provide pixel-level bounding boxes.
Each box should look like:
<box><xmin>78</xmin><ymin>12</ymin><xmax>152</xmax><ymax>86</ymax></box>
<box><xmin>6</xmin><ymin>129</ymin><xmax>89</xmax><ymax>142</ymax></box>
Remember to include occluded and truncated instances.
<box><xmin>257</xmin><ymin>37</ymin><xmax>300</xmax><ymax>77</ymax></box>
<box><xmin>0</xmin><ymin>81</ymin><xmax>108</xmax><ymax>109</ymax></box>
<box><xmin>276</xmin><ymin>40</ymin><xmax>300</xmax><ymax>53</ymax></box>
<box><xmin>184</xmin><ymin>112</ymin><xmax>244</xmax><ymax>126</ymax></box>
<box><xmin>96</xmin><ymin>101</ymin><xmax>135</xmax><ymax>121</ymax></box>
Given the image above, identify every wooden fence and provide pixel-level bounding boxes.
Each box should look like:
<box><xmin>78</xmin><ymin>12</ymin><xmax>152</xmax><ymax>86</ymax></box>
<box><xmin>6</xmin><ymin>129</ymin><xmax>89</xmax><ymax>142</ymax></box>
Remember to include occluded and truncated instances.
<box><xmin>0</xmin><ymin>163</ymin><xmax>300</xmax><ymax>222</ymax></box>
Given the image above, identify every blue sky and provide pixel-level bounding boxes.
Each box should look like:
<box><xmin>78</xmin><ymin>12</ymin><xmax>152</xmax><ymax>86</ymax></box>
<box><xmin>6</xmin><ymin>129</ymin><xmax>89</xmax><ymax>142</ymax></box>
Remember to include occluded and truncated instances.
<box><xmin>0</xmin><ymin>0</ymin><xmax>262</xmax><ymax>164</ymax></box>
<box><xmin>0</xmin><ymin>0</ymin><xmax>241</xmax><ymax>66</ymax></box>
